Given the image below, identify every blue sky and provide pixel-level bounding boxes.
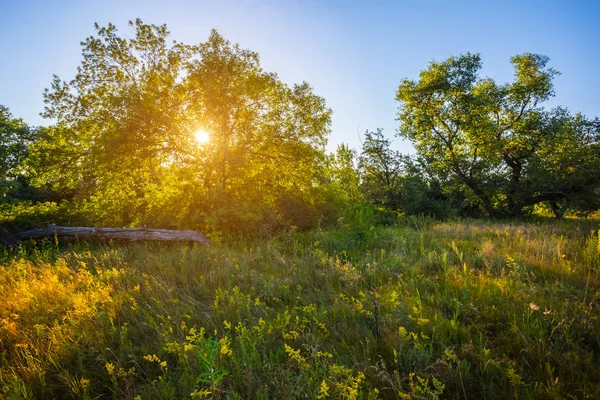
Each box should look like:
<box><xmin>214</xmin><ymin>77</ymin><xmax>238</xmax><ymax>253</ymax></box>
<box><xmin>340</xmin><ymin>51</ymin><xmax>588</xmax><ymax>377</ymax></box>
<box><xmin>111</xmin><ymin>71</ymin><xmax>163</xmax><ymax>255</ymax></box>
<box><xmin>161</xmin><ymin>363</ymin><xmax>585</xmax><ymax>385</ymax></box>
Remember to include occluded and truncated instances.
<box><xmin>1</xmin><ymin>0</ymin><xmax>599</xmax><ymax>153</ymax></box>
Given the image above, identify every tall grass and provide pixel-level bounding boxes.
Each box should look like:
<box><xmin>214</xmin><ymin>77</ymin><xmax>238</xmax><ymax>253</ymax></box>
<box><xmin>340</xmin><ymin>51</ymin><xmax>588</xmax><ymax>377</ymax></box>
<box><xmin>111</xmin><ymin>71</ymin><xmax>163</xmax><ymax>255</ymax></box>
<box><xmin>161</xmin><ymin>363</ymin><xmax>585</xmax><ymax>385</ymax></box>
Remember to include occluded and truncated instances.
<box><xmin>1</xmin><ymin>218</ymin><xmax>599</xmax><ymax>399</ymax></box>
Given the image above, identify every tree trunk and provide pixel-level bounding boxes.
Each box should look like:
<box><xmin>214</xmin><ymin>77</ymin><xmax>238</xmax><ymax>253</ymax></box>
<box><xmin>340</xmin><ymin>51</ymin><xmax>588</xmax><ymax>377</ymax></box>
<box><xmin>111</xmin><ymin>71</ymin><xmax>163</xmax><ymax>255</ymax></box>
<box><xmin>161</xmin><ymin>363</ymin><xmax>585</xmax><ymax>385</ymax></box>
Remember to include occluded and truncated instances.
<box><xmin>503</xmin><ymin>153</ymin><xmax>522</xmax><ymax>211</ymax></box>
<box><xmin>550</xmin><ymin>201</ymin><xmax>564</xmax><ymax>219</ymax></box>
<box><xmin>0</xmin><ymin>228</ymin><xmax>15</xmax><ymax>246</ymax></box>
<box><xmin>511</xmin><ymin>193</ymin><xmax>565</xmax><ymax>217</ymax></box>
<box><xmin>453</xmin><ymin>167</ymin><xmax>497</xmax><ymax>218</ymax></box>
<box><xmin>8</xmin><ymin>225</ymin><xmax>211</xmax><ymax>245</ymax></box>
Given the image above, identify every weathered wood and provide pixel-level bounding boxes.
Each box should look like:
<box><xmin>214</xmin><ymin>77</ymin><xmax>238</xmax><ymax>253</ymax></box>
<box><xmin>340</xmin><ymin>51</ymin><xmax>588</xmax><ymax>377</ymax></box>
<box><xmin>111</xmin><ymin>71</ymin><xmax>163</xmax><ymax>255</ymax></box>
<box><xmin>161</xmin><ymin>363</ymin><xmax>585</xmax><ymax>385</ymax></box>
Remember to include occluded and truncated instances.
<box><xmin>12</xmin><ymin>224</ymin><xmax>211</xmax><ymax>245</ymax></box>
<box><xmin>0</xmin><ymin>228</ymin><xmax>16</xmax><ymax>246</ymax></box>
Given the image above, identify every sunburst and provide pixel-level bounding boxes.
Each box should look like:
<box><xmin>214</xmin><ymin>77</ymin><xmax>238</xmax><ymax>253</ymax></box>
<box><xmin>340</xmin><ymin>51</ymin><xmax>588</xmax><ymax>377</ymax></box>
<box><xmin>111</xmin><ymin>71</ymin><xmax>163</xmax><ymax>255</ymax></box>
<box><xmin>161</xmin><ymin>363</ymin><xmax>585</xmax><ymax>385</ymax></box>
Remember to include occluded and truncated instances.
<box><xmin>194</xmin><ymin>129</ymin><xmax>210</xmax><ymax>144</ymax></box>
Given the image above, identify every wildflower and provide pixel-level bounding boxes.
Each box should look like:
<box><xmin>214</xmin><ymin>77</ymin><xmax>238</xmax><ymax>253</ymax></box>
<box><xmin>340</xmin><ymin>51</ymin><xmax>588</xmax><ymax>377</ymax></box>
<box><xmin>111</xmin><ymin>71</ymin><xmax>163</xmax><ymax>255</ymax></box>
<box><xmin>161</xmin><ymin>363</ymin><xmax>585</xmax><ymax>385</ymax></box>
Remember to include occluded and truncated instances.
<box><xmin>143</xmin><ymin>354</ymin><xmax>160</xmax><ymax>362</ymax></box>
<box><xmin>316</xmin><ymin>351</ymin><xmax>333</xmax><ymax>359</ymax></box>
<box><xmin>345</xmin><ymin>372</ymin><xmax>364</xmax><ymax>400</ymax></box>
<box><xmin>184</xmin><ymin>343</ymin><xmax>195</xmax><ymax>352</ymax></box>
<box><xmin>317</xmin><ymin>379</ymin><xmax>329</xmax><ymax>399</ymax></box>
<box><xmin>284</xmin><ymin>344</ymin><xmax>310</xmax><ymax>369</ymax></box>
<box><xmin>529</xmin><ymin>303</ymin><xmax>540</xmax><ymax>311</ymax></box>
<box><xmin>105</xmin><ymin>362</ymin><xmax>115</xmax><ymax>375</ymax></box>
<box><xmin>191</xmin><ymin>388</ymin><xmax>213</xmax><ymax>398</ymax></box>
<box><xmin>283</xmin><ymin>330</ymin><xmax>299</xmax><ymax>340</ymax></box>
<box><xmin>80</xmin><ymin>377</ymin><xmax>90</xmax><ymax>388</ymax></box>
<box><xmin>543</xmin><ymin>309</ymin><xmax>552</xmax><ymax>315</ymax></box>
<box><xmin>219</xmin><ymin>336</ymin><xmax>233</xmax><ymax>356</ymax></box>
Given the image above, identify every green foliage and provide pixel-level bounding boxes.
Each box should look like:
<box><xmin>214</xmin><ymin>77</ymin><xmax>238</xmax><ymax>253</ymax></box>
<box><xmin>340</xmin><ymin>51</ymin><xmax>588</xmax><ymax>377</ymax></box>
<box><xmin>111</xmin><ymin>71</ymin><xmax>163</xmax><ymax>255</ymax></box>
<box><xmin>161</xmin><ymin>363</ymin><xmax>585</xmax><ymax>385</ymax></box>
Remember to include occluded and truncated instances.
<box><xmin>2</xmin><ymin>219</ymin><xmax>600</xmax><ymax>398</ymax></box>
<box><xmin>28</xmin><ymin>20</ymin><xmax>331</xmax><ymax>237</ymax></box>
<box><xmin>4</xmin><ymin>20</ymin><xmax>600</xmax><ymax>398</ymax></box>
<box><xmin>7</xmin><ymin>20</ymin><xmax>598</xmax><ymax>232</ymax></box>
<box><xmin>401</xmin><ymin>155</ymin><xmax>491</xmax><ymax>219</ymax></box>
<box><xmin>0</xmin><ymin>201</ymin><xmax>87</xmax><ymax>233</ymax></box>
<box><xmin>358</xmin><ymin>129</ymin><xmax>405</xmax><ymax>211</ymax></box>
<box><xmin>397</xmin><ymin>53</ymin><xmax>600</xmax><ymax>218</ymax></box>
<box><xmin>325</xmin><ymin>143</ymin><xmax>363</xmax><ymax>206</ymax></box>
<box><xmin>0</xmin><ymin>106</ymin><xmax>41</xmax><ymax>202</ymax></box>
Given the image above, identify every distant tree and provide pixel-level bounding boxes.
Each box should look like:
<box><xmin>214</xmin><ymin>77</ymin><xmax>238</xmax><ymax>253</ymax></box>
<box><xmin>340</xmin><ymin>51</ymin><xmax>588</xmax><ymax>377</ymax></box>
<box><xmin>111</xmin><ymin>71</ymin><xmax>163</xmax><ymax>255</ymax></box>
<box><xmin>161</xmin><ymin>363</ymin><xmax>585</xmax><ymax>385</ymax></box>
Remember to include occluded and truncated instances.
<box><xmin>396</xmin><ymin>53</ymin><xmax>600</xmax><ymax>217</ymax></box>
<box><xmin>0</xmin><ymin>106</ymin><xmax>39</xmax><ymax>201</ymax></box>
<box><xmin>358</xmin><ymin>129</ymin><xmax>405</xmax><ymax>210</ymax></box>
<box><xmin>326</xmin><ymin>143</ymin><xmax>362</xmax><ymax>204</ymax></box>
<box><xmin>30</xmin><ymin>20</ymin><xmax>331</xmax><ymax>234</ymax></box>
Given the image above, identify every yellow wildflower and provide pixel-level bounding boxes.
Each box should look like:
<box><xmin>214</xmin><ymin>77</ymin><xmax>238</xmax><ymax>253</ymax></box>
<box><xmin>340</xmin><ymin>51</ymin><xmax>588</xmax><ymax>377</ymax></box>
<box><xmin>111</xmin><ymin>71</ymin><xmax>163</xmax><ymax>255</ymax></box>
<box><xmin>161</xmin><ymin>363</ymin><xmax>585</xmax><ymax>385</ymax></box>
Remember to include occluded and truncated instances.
<box><xmin>219</xmin><ymin>336</ymin><xmax>233</xmax><ymax>356</ymax></box>
<box><xmin>143</xmin><ymin>354</ymin><xmax>160</xmax><ymax>363</ymax></box>
<box><xmin>317</xmin><ymin>379</ymin><xmax>329</xmax><ymax>399</ymax></box>
<box><xmin>284</xmin><ymin>344</ymin><xmax>310</xmax><ymax>369</ymax></box>
<box><xmin>105</xmin><ymin>362</ymin><xmax>115</xmax><ymax>375</ymax></box>
<box><xmin>184</xmin><ymin>343</ymin><xmax>195</xmax><ymax>352</ymax></box>
<box><xmin>283</xmin><ymin>330</ymin><xmax>299</xmax><ymax>340</ymax></box>
<box><xmin>316</xmin><ymin>351</ymin><xmax>333</xmax><ymax>359</ymax></box>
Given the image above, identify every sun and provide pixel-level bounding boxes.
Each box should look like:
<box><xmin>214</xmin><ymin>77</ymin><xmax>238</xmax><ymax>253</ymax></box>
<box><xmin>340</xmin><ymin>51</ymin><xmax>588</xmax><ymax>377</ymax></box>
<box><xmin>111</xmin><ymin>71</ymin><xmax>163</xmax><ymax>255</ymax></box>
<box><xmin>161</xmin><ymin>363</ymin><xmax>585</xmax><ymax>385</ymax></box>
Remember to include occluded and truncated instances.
<box><xmin>194</xmin><ymin>129</ymin><xmax>210</xmax><ymax>144</ymax></box>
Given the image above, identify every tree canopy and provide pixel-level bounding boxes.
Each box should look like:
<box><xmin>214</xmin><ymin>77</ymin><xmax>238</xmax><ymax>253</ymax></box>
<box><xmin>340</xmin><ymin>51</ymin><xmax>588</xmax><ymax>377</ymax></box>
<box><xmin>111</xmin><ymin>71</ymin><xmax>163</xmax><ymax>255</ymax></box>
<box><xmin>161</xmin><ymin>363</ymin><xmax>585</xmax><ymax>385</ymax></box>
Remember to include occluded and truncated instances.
<box><xmin>0</xmin><ymin>106</ymin><xmax>40</xmax><ymax>201</ymax></box>
<box><xmin>396</xmin><ymin>53</ymin><xmax>600</xmax><ymax>217</ymax></box>
<box><xmin>28</xmin><ymin>20</ymin><xmax>332</xmax><ymax>236</ymax></box>
<box><xmin>358</xmin><ymin>129</ymin><xmax>405</xmax><ymax>211</ymax></box>
<box><xmin>3</xmin><ymin>24</ymin><xmax>600</xmax><ymax>235</ymax></box>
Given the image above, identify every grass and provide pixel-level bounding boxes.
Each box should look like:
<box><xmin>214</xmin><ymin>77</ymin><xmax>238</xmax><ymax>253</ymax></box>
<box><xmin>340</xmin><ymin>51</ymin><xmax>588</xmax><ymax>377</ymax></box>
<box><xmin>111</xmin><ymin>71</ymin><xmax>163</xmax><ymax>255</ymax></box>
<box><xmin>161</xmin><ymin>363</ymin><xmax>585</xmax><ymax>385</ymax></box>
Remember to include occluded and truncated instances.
<box><xmin>1</xmin><ymin>218</ymin><xmax>599</xmax><ymax>399</ymax></box>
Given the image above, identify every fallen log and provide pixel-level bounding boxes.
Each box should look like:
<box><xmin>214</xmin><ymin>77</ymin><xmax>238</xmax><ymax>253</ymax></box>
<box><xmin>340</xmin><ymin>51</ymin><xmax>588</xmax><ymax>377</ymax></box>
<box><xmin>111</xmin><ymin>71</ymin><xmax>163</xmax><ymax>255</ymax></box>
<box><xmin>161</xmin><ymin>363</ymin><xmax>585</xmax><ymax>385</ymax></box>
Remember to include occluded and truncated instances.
<box><xmin>10</xmin><ymin>224</ymin><xmax>211</xmax><ymax>245</ymax></box>
<box><xmin>0</xmin><ymin>227</ymin><xmax>15</xmax><ymax>246</ymax></box>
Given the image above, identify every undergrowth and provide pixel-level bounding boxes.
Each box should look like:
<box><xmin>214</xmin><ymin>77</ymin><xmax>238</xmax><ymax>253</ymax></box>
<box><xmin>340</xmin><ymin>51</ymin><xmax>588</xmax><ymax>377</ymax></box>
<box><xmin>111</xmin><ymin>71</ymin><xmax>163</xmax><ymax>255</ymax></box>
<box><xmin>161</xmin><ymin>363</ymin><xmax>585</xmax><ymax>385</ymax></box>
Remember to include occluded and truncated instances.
<box><xmin>1</xmin><ymin>218</ymin><xmax>599</xmax><ymax>399</ymax></box>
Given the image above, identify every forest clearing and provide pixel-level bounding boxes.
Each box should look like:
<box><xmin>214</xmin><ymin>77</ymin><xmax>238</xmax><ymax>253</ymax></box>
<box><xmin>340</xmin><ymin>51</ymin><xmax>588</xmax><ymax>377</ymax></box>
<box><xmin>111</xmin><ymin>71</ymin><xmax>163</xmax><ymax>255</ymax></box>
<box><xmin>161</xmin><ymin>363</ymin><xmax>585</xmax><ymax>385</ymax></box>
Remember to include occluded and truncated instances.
<box><xmin>2</xmin><ymin>2</ymin><xmax>600</xmax><ymax>398</ymax></box>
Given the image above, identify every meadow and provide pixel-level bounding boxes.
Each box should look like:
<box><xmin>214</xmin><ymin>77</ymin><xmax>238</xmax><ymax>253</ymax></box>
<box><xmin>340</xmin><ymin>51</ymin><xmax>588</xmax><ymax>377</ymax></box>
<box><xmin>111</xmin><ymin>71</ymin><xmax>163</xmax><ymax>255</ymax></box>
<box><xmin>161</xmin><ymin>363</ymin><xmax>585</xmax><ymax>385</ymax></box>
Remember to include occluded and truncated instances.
<box><xmin>1</xmin><ymin>217</ymin><xmax>599</xmax><ymax>399</ymax></box>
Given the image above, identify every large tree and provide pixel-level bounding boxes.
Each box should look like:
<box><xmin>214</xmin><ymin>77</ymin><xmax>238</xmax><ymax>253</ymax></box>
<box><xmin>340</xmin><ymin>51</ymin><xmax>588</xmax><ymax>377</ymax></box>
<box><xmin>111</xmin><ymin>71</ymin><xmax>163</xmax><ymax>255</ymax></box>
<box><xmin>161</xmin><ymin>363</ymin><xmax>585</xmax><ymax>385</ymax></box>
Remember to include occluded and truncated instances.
<box><xmin>30</xmin><ymin>20</ymin><xmax>331</xmax><ymax>234</ymax></box>
<box><xmin>396</xmin><ymin>53</ymin><xmax>600</xmax><ymax>217</ymax></box>
<box><xmin>183</xmin><ymin>30</ymin><xmax>331</xmax><ymax>228</ymax></box>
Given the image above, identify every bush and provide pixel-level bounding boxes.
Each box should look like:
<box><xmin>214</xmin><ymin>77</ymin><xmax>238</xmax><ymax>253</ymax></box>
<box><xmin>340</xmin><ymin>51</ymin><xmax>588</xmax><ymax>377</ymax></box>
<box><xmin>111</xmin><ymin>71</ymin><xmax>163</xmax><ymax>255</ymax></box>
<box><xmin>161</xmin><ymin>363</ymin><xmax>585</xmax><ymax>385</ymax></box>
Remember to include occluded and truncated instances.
<box><xmin>0</xmin><ymin>201</ymin><xmax>88</xmax><ymax>233</ymax></box>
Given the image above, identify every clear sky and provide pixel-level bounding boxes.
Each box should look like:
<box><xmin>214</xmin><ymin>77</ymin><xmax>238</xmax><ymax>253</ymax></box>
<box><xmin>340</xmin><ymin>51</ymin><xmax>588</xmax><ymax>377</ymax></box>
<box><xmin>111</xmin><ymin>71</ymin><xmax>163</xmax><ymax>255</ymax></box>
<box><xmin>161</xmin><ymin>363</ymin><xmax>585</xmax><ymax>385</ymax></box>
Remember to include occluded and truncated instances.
<box><xmin>1</xmin><ymin>0</ymin><xmax>599</xmax><ymax>153</ymax></box>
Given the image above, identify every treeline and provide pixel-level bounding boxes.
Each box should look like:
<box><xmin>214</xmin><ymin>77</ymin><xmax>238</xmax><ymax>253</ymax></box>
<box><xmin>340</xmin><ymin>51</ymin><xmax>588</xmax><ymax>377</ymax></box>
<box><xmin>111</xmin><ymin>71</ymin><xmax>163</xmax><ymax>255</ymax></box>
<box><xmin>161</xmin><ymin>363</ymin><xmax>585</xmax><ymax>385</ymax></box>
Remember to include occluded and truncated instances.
<box><xmin>1</xmin><ymin>20</ymin><xmax>599</xmax><ymax>238</ymax></box>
